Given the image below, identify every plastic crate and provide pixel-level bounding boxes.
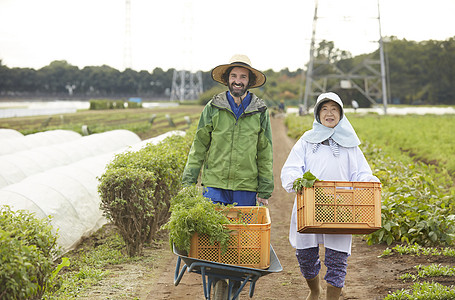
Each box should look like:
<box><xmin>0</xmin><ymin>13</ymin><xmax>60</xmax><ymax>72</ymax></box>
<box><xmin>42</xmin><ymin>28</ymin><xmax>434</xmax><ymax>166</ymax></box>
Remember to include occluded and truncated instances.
<box><xmin>189</xmin><ymin>206</ymin><xmax>271</xmax><ymax>269</ymax></box>
<box><xmin>297</xmin><ymin>181</ymin><xmax>381</xmax><ymax>234</ymax></box>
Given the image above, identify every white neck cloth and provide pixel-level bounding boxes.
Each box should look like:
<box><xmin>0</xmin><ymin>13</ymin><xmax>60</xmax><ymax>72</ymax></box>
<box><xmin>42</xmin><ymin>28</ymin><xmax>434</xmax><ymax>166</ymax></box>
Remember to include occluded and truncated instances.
<box><xmin>302</xmin><ymin>117</ymin><xmax>360</xmax><ymax>148</ymax></box>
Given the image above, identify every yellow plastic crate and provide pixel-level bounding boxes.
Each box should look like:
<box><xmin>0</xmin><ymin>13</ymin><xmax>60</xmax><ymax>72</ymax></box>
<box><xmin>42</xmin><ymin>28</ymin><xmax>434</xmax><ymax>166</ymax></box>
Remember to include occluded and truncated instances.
<box><xmin>297</xmin><ymin>181</ymin><xmax>381</xmax><ymax>234</ymax></box>
<box><xmin>189</xmin><ymin>206</ymin><xmax>271</xmax><ymax>269</ymax></box>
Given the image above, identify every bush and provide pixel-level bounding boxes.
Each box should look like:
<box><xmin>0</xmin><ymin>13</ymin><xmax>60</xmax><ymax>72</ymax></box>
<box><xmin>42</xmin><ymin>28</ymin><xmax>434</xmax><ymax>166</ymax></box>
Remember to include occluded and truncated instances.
<box><xmin>98</xmin><ymin>134</ymin><xmax>191</xmax><ymax>256</ymax></box>
<box><xmin>126</xmin><ymin>101</ymin><xmax>142</xmax><ymax>109</ymax></box>
<box><xmin>89</xmin><ymin>99</ymin><xmax>126</xmax><ymax>110</ymax></box>
<box><xmin>0</xmin><ymin>206</ymin><xmax>60</xmax><ymax>300</ymax></box>
<box><xmin>98</xmin><ymin>168</ymin><xmax>157</xmax><ymax>256</ymax></box>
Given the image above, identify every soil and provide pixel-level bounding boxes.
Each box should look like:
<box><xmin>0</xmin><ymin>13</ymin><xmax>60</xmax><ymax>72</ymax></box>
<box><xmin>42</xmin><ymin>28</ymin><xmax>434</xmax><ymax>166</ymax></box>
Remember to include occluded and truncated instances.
<box><xmin>77</xmin><ymin>117</ymin><xmax>455</xmax><ymax>300</ymax></box>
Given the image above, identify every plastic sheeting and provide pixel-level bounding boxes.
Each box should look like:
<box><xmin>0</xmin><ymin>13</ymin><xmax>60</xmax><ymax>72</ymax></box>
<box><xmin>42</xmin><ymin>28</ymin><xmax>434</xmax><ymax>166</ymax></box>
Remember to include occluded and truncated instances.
<box><xmin>0</xmin><ymin>128</ymin><xmax>24</xmax><ymax>140</ymax></box>
<box><xmin>127</xmin><ymin>130</ymin><xmax>185</xmax><ymax>152</ymax></box>
<box><xmin>0</xmin><ymin>131</ymin><xmax>185</xmax><ymax>252</ymax></box>
<box><xmin>0</xmin><ymin>153</ymin><xmax>114</xmax><ymax>250</ymax></box>
<box><xmin>0</xmin><ymin>129</ymin><xmax>82</xmax><ymax>155</ymax></box>
<box><xmin>0</xmin><ymin>130</ymin><xmax>141</xmax><ymax>188</ymax></box>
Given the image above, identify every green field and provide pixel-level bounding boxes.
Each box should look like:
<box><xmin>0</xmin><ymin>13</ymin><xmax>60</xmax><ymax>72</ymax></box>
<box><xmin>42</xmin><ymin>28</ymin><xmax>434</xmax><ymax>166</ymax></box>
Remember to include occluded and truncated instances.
<box><xmin>285</xmin><ymin>113</ymin><xmax>455</xmax><ymax>176</ymax></box>
<box><xmin>0</xmin><ymin>105</ymin><xmax>204</xmax><ymax>140</ymax></box>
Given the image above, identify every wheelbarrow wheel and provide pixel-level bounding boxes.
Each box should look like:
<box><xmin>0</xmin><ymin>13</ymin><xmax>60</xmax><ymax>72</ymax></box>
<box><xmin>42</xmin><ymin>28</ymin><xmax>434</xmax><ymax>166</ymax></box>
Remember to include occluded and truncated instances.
<box><xmin>213</xmin><ymin>279</ymin><xmax>228</xmax><ymax>300</ymax></box>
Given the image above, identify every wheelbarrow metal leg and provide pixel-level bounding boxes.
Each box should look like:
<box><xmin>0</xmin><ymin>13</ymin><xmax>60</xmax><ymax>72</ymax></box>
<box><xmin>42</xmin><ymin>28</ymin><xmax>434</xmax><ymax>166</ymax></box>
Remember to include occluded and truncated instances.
<box><xmin>249</xmin><ymin>277</ymin><xmax>259</xmax><ymax>298</ymax></box>
<box><xmin>227</xmin><ymin>274</ymin><xmax>257</xmax><ymax>300</ymax></box>
<box><xmin>174</xmin><ymin>256</ymin><xmax>187</xmax><ymax>286</ymax></box>
<box><xmin>199</xmin><ymin>266</ymin><xmax>220</xmax><ymax>300</ymax></box>
<box><xmin>200</xmin><ymin>266</ymin><xmax>210</xmax><ymax>300</ymax></box>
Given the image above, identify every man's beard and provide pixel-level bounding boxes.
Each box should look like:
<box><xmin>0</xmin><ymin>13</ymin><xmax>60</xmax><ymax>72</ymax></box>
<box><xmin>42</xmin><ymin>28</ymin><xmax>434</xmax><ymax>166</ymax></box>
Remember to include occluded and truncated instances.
<box><xmin>229</xmin><ymin>83</ymin><xmax>247</xmax><ymax>97</ymax></box>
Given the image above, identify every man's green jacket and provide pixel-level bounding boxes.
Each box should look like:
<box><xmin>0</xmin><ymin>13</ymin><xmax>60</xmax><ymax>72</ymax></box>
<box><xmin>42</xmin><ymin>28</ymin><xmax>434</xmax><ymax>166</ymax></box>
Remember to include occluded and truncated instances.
<box><xmin>182</xmin><ymin>91</ymin><xmax>274</xmax><ymax>199</ymax></box>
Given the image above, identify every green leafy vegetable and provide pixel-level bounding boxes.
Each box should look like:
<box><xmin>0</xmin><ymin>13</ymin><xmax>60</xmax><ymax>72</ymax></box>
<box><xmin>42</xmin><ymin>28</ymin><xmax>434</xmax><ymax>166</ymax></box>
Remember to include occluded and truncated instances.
<box><xmin>292</xmin><ymin>171</ymin><xmax>320</xmax><ymax>193</ymax></box>
<box><xmin>163</xmin><ymin>185</ymin><xmax>237</xmax><ymax>254</ymax></box>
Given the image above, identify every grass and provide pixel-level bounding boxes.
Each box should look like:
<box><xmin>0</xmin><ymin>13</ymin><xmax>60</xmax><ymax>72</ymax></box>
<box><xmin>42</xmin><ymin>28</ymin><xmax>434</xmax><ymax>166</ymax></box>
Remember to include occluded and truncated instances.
<box><xmin>43</xmin><ymin>224</ymin><xmax>166</xmax><ymax>300</ymax></box>
<box><xmin>43</xmin><ymin>226</ymin><xmax>129</xmax><ymax>299</ymax></box>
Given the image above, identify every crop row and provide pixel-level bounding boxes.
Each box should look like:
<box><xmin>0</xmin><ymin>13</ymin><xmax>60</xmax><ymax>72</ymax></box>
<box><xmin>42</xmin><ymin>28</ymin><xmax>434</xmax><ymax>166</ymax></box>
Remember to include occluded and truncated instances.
<box><xmin>0</xmin><ymin>105</ymin><xmax>203</xmax><ymax>139</ymax></box>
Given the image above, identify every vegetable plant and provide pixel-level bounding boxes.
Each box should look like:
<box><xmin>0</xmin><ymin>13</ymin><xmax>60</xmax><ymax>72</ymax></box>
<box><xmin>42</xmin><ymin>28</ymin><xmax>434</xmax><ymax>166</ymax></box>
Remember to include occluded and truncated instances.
<box><xmin>163</xmin><ymin>185</ymin><xmax>238</xmax><ymax>254</ymax></box>
<box><xmin>383</xmin><ymin>282</ymin><xmax>455</xmax><ymax>299</ymax></box>
<box><xmin>362</xmin><ymin>142</ymin><xmax>455</xmax><ymax>246</ymax></box>
<box><xmin>292</xmin><ymin>171</ymin><xmax>320</xmax><ymax>193</ymax></box>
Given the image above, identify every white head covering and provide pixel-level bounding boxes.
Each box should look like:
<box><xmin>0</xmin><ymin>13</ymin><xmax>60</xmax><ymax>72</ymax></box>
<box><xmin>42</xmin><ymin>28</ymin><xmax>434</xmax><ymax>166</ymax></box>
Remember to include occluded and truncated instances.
<box><xmin>302</xmin><ymin>92</ymin><xmax>360</xmax><ymax>148</ymax></box>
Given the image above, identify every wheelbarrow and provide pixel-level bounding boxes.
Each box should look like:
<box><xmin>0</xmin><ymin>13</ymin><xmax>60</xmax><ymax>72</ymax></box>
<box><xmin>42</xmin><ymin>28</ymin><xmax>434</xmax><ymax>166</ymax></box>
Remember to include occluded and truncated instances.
<box><xmin>173</xmin><ymin>244</ymin><xmax>282</xmax><ymax>300</ymax></box>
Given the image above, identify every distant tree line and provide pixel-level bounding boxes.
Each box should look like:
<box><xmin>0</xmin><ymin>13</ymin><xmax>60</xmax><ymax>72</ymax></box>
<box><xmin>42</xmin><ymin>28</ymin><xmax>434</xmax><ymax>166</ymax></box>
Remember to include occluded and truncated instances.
<box><xmin>383</xmin><ymin>36</ymin><xmax>455</xmax><ymax>105</ymax></box>
<box><xmin>0</xmin><ymin>36</ymin><xmax>453</xmax><ymax>105</ymax></box>
<box><xmin>0</xmin><ymin>62</ymin><xmax>216</xmax><ymax>100</ymax></box>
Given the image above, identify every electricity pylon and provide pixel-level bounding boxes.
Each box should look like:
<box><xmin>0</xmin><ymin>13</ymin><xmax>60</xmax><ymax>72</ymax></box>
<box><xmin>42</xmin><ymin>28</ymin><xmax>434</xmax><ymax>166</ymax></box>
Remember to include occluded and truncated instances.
<box><xmin>302</xmin><ymin>0</ymin><xmax>388</xmax><ymax>114</ymax></box>
<box><xmin>170</xmin><ymin>1</ymin><xmax>203</xmax><ymax>101</ymax></box>
<box><xmin>170</xmin><ymin>70</ymin><xmax>203</xmax><ymax>101</ymax></box>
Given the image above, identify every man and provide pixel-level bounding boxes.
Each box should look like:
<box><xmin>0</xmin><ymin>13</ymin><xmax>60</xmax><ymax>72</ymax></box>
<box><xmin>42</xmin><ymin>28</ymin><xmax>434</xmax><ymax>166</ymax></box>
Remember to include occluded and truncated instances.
<box><xmin>351</xmin><ymin>100</ymin><xmax>359</xmax><ymax>113</ymax></box>
<box><xmin>182</xmin><ymin>54</ymin><xmax>273</xmax><ymax>206</ymax></box>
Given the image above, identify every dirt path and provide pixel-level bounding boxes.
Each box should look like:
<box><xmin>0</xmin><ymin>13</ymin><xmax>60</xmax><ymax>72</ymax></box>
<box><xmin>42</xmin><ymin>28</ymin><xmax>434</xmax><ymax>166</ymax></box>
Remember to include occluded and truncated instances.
<box><xmin>80</xmin><ymin>117</ymin><xmax>432</xmax><ymax>300</ymax></box>
<box><xmin>144</xmin><ymin>117</ymin><xmax>390</xmax><ymax>300</ymax></box>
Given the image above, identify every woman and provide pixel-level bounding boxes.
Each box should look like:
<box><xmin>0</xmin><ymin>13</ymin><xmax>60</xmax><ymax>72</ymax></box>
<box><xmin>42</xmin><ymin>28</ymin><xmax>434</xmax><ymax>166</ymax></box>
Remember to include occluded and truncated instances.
<box><xmin>280</xmin><ymin>92</ymin><xmax>379</xmax><ymax>300</ymax></box>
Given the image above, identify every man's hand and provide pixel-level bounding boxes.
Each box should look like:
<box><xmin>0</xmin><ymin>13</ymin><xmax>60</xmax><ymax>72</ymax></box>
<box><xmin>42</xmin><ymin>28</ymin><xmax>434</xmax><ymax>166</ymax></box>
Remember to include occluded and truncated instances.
<box><xmin>257</xmin><ymin>197</ymin><xmax>269</xmax><ymax>206</ymax></box>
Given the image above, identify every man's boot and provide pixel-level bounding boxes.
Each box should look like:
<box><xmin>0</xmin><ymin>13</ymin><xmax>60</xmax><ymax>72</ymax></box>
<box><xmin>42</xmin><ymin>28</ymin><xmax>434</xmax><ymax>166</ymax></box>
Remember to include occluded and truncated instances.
<box><xmin>305</xmin><ymin>274</ymin><xmax>321</xmax><ymax>300</ymax></box>
<box><xmin>326</xmin><ymin>283</ymin><xmax>342</xmax><ymax>300</ymax></box>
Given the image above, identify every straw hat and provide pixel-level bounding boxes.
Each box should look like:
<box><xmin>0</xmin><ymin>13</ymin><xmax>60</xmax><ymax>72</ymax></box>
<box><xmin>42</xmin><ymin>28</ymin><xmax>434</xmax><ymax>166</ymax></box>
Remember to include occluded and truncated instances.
<box><xmin>211</xmin><ymin>54</ymin><xmax>266</xmax><ymax>88</ymax></box>
<box><xmin>314</xmin><ymin>92</ymin><xmax>344</xmax><ymax>123</ymax></box>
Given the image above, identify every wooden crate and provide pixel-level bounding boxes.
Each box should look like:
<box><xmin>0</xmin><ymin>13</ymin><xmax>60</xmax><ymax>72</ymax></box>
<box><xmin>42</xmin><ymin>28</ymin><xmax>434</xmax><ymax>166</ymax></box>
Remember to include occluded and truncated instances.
<box><xmin>189</xmin><ymin>206</ymin><xmax>271</xmax><ymax>269</ymax></box>
<box><xmin>297</xmin><ymin>181</ymin><xmax>381</xmax><ymax>234</ymax></box>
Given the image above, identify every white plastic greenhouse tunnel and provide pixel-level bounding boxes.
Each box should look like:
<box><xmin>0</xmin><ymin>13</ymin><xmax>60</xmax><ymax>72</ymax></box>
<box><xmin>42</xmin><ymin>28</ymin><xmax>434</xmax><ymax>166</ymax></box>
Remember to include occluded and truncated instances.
<box><xmin>0</xmin><ymin>129</ymin><xmax>82</xmax><ymax>155</ymax></box>
<box><xmin>0</xmin><ymin>129</ymin><xmax>185</xmax><ymax>253</ymax></box>
<box><xmin>0</xmin><ymin>129</ymin><xmax>141</xmax><ymax>188</ymax></box>
<box><xmin>0</xmin><ymin>128</ymin><xmax>24</xmax><ymax>140</ymax></box>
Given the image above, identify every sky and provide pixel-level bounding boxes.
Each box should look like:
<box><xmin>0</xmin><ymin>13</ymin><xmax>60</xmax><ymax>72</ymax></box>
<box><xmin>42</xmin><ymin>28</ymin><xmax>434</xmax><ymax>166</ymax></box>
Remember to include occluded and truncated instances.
<box><xmin>0</xmin><ymin>0</ymin><xmax>454</xmax><ymax>73</ymax></box>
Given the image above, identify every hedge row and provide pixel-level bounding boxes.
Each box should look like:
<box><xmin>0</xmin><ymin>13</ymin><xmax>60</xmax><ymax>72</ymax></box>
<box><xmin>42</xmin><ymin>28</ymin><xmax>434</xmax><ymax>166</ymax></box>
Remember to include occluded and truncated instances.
<box><xmin>89</xmin><ymin>99</ymin><xmax>142</xmax><ymax>110</ymax></box>
<box><xmin>98</xmin><ymin>131</ymin><xmax>194</xmax><ymax>256</ymax></box>
<box><xmin>0</xmin><ymin>207</ymin><xmax>60</xmax><ymax>300</ymax></box>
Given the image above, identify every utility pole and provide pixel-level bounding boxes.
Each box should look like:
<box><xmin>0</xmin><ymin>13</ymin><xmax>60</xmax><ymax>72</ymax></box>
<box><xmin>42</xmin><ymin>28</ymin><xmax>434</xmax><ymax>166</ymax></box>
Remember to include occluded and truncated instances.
<box><xmin>378</xmin><ymin>0</ymin><xmax>388</xmax><ymax>114</ymax></box>
<box><xmin>123</xmin><ymin>0</ymin><xmax>132</xmax><ymax>70</ymax></box>
<box><xmin>302</xmin><ymin>0</ymin><xmax>319</xmax><ymax>115</ymax></box>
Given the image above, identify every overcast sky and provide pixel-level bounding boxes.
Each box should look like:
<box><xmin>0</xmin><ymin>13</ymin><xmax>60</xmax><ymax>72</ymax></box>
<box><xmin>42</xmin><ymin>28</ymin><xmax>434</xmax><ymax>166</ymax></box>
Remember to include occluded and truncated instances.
<box><xmin>0</xmin><ymin>0</ymin><xmax>454</xmax><ymax>72</ymax></box>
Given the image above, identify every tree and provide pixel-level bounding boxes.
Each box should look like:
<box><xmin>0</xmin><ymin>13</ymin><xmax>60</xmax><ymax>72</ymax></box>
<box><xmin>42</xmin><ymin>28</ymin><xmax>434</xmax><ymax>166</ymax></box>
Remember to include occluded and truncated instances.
<box><xmin>38</xmin><ymin>60</ymin><xmax>80</xmax><ymax>94</ymax></box>
<box><xmin>0</xmin><ymin>37</ymin><xmax>453</xmax><ymax>105</ymax></box>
